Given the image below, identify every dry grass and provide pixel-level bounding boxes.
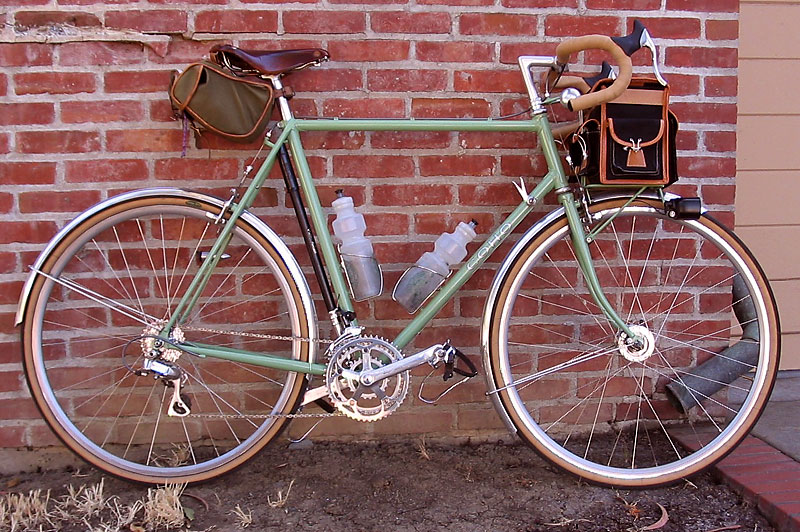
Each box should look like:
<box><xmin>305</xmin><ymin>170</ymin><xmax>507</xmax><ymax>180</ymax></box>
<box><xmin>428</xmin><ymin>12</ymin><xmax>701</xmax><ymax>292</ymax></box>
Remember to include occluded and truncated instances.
<box><xmin>0</xmin><ymin>481</ymin><xmax>188</xmax><ymax>532</ymax></box>
<box><xmin>104</xmin><ymin>497</ymin><xmax>145</xmax><ymax>532</ymax></box>
<box><xmin>267</xmin><ymin>479</ymin><xmax>295</xmax><ymax>510</ymax></box>
<box><xmin>58</xmin><ymin>478</ymin><xmax>107</xmax><ymax>519</ymax></box>
<box><xmin>152</xmin><ymin>444</ymin><xmax>192</xmax><ymax>468</ymax></box>
<box><xmin>0</xmin><ymin>489</ymin><xmax>55</xmax><ymax>532</ymax></box>
<box><xmin>231</xmin><ymin>504</ymin><xmax>253</xmax><ymax>528</ymax></box>
<box><xmin>144</xmin><ymin>483</ymin><xmax>187</xmax><ymax>529</ymax></box>
<box><xmin>416</xmin><ymin>436</ymin><xmax>432</xmax><ymax>461</ymax></box>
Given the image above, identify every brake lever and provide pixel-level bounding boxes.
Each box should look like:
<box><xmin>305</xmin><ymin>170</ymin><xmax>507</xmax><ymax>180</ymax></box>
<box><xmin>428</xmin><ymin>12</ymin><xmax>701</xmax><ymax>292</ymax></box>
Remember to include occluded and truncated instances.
<box><xmin>640</xmin><ymin>28</ymin><xmax>667</xmax><ymax>86</ymax></box>
<box><xmin>612</xmin><ymin>20</ymin><xmax>668</xmax><ymax>87</ymax></box>
<box><xmin>583</xmin><ymin>60</ymin><xmax>617</xmax><ymax>90</ymax></box>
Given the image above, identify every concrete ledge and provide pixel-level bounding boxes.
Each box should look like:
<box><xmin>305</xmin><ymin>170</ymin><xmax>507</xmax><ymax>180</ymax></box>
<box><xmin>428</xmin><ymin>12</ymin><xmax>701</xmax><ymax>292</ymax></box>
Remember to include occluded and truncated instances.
<box><xmin>0</xmin><ymin>447</ymin><xmax>82</xmax><ymax>476</ymax></box>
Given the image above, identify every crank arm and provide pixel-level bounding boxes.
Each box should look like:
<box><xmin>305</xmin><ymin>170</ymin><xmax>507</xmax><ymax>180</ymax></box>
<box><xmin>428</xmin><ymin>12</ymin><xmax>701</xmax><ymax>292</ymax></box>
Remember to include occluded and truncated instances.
<box><xmin>359</xmin><ymin>344</ymin><xmax>444</xmax><ymax>387</ymax></box>
<box><xmin>301</xmin><ymin>384</ymin><xmax>329</xmax><ymax>406</ymax></box>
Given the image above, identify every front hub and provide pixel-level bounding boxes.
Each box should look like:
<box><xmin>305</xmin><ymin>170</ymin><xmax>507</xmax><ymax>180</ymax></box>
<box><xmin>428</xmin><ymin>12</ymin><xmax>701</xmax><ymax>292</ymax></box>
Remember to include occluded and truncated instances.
<box><xmin>618</xmin><ymin>324</ymin><xmax>656</xmax><ymax>363</ymax></box>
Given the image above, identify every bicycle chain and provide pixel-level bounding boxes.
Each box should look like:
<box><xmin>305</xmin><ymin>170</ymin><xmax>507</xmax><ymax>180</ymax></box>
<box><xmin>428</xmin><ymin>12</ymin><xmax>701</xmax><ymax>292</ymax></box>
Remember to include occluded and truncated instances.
<box><xmin>182</xmin><ymin>325</ymin><xmax>335</xmax><ymax>345</ymax></box>
<box><xmin>179</xmin><ymin>326</ymin><xmax>340</xmax><ymax>419</ymax></box>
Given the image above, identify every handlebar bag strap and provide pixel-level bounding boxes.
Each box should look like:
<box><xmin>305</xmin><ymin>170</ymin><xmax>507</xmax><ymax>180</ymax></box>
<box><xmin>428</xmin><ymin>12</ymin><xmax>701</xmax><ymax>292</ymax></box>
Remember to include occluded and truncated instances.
<box><xmin>169</xmin><ymin>61</ymin><xmax>275</xmax><ymax>143</ymax></box>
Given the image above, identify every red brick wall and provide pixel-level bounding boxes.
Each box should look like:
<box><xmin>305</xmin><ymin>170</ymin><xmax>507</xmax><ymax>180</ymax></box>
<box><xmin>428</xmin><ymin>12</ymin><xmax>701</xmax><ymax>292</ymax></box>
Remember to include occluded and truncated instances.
<box><xmin>0</xmin><ymin>2</ymin><xmax>738</xmax><ymax>448</ymax></box>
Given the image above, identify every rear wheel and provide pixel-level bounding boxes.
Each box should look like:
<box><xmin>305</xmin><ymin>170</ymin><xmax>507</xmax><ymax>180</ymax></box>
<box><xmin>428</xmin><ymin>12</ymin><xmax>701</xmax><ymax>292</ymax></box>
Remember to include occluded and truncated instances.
<box><xmin>488</xmin><ymin>198</ymin><xmax>780</xmax><ymax>487</ymax></box>
<box><xmin>21</xmin><ymin>194</ymin><xmax>312</xmax><ymax>484</ymax></box>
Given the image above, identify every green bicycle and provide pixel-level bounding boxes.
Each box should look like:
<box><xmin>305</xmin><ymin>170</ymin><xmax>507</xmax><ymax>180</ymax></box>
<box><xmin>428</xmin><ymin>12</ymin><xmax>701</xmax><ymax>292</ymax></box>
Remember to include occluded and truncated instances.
<box><xmin>16</xmin><ymin>22</ymin><xmax>780</xmax><ymax>487</ymax></box>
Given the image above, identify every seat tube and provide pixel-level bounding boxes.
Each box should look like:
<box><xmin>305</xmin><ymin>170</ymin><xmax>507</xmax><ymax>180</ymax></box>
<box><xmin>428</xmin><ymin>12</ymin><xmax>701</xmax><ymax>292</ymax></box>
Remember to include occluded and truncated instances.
<box><xmin>271</xmin><ymin>76</ymin><xmax>355</xmax><ymax>329</ymax></box>
<box><xmin>278</xmin><ymin>145</ymin><xmax>338</xmax><ymax>314</ymax></box>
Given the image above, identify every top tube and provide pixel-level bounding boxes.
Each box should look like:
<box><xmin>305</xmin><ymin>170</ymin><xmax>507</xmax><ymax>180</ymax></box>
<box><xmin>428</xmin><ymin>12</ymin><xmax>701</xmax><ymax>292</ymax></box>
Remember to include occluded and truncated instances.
<box><xmin>292</xmin><ymin>118</ymin><xmax>545</xmax><ymax>133</ymax></box>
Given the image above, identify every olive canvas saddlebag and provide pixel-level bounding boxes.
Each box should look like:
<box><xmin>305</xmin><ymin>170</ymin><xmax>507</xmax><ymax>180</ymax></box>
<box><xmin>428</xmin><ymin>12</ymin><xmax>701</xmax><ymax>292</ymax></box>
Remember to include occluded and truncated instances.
<box><xmin>169</xmin><ymin>61</ymin><xmax>275</xmax><ymax>143</ymax></box>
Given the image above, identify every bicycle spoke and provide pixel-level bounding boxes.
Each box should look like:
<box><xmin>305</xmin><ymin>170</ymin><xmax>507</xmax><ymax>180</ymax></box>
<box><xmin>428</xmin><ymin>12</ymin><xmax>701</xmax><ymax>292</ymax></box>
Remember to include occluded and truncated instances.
<box><xmin>112</xmin><ymin>226</ymin><xmax>146</xmax><ymax>315</ymax></box>
<box><xmin>183</xmin><ymin>387</ymin><xmax>221</xmax><ymax>460</ymax></box>
<box><xmin>34</xmin><ymin>268</ymin><xmax>156</xmax><ymax>326</ymax></box>
<box><xmin>167</xmin><ymin>217</ymin><xmax>187</xmax><ymax>313</ymax></box>
<box><xmin>562</xmin><ymin>246</ymin><xmax>614</xmax><ymax>337</ymax></box>
<box><xmin>634</xmin><ymin>363</ymin><xmax>683</xmax><ymax>463</ymax></box>
<box><xmin>25</xmin><ymin>198</ymin><xmax>307</xmax><ymax>482</ymax></box>
<box><xmin>180</xmin><ymin>417</ymin><xmax>198</xmax><ymax>466</ymax></box>
<box><xmin>145</xmin><ymin>386</ymin><xmax>168</xmax><ymax>466</ymax></box>
<box><xmin>190</xmin><ymin>248</ymin><xmax>254</xmax><ymax>320</ymax></box>
<box><xmin>493</xmin><ymin>202</ymin><xmax>777</xmax><ymax>486</ymax></box>
<box><xmin>167</xmin><ymin>220</ymin><xmax>212</xmax><ymax>322</ymax></box>
<box><xmin>160</xmin><ymin>216</ymin><xmax>175</xmax><ymax>315</ymax></box>
<box><xmin>584</xmin><ymin>355</ymin><xmax>615</xmax><ymax>459</ymax></box>
<box><xmin>658</xmin><ymin>335</ymin><xmax>757</xmax><ymax>371</ymax></box>
<box><xmin>124</xmin><ymin>379</ymin><xmax>158</xmax><ymax>461</ymax></box>
<box><xmin>78</xmin><ymin>369</ymin><xmax>135</xmax><ymax>437</ymax></box>
<box><xmin>498</xmin><ymin>345</ymin><xmax>617</xmax><ymax>394</ymax></box>
<box><xmin>136</xmin><ymin>219</ymin><xmax>166</xmax><ymax>300</ymax></box>
<box><xmin>542</xmin><ymin>363</ymin><xmax>627</xmax><ymax>431</ymax></box>
<box><xmin>189</xmin><ymin>359</ymin><xmax>283</xmax><ymax>410</ymax></box>
<box><xmin>648</xmin><ymin>357</ymin><xmax>734</xmax><ymax>418</ymax></box>
<box><xmin>609</xmin><ymin>217</ymin><xmax>651</xmax><ymax>324</ymax></box>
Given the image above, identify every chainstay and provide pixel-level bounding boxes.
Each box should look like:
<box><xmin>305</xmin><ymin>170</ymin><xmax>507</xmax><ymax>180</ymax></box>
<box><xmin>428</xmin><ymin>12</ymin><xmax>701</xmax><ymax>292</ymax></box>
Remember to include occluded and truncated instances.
<box><xmin>180</xmin><ymin>327</ymin><xmax>341</xmax><ymax>420</ymax></box>
<box><xmin>182</xmin><ymin>325</ymin><xmax>335</xmax><ymax>344</ymax></box>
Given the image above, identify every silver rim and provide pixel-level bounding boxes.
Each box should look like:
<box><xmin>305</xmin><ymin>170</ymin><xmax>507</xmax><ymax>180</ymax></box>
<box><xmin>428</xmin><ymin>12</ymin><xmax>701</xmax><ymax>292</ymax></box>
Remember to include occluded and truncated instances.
<box><xmin>27</xmin><ymin>200</ymin><xmax>306</xmax><ymax>480</ymax></box>
<box><xmin>494</xmin><ymin>205</ymin><xmax>775</xmax><ymax>485</ymax></box>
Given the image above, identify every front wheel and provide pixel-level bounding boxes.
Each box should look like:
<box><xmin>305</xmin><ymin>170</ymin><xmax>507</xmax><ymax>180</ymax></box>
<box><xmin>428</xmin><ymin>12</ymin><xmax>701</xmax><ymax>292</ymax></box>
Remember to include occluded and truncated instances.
<box><xmin>21</xmin><ymin>192</ymin><xmax>313</xmax><ymax>484</ymax></box>
<box><xmin>487</xmin><ymin>198</ymin><xmax>780</xmax><ymax>487</ymax></box>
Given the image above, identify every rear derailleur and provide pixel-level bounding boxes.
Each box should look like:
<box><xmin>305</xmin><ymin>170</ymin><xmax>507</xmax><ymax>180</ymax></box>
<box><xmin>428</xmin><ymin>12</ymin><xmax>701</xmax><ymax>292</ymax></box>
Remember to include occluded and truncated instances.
<box><xmin>122</xmin><ymin>332</ymin><xmax>193</xmax><ymax>418</ymax></box>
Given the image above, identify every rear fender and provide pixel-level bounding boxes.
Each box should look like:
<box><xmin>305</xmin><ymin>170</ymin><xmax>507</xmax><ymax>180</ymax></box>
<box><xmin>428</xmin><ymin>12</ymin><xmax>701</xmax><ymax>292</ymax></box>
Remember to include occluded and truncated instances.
<box><xmin>15</xmin><ymin>187</ymin><xmax>318</xmax><ymax>363</ymax></box>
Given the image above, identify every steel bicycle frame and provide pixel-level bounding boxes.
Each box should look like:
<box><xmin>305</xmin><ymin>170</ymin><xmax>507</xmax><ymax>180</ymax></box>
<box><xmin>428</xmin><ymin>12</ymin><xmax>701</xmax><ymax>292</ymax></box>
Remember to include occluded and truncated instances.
<box><xmin>165</xmin><ymin>59</ymin><xmax>639</xmax><ymax>376</ymax></box>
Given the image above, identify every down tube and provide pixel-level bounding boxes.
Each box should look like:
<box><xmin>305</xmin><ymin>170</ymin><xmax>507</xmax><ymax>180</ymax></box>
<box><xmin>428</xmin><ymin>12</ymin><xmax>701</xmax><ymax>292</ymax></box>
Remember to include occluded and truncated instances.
<box><xmin>393</xmin><ymin>172</ymin><xmax>557</xmax><ymax>351</ymax></box>
<box><xmin>290</xmin><ymin>118</ymin><xmax>549</xmax><ymax>319</ymax></box>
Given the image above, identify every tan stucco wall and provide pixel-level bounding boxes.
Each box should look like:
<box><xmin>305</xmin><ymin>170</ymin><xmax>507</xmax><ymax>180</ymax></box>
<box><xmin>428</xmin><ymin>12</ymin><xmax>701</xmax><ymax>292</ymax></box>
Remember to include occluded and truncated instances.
<box><xmin>737</xmin><ymin>0</ymin><xmax>800</xmax><ymax>369</ymax></box>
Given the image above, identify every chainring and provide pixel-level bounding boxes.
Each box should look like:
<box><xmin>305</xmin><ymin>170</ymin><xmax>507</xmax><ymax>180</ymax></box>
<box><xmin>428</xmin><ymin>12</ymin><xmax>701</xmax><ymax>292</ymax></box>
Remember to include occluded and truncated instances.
<box><xmin>324</xmin><ymin>335</ymin><xmax>409</xmax><ymax>422</ymax></box>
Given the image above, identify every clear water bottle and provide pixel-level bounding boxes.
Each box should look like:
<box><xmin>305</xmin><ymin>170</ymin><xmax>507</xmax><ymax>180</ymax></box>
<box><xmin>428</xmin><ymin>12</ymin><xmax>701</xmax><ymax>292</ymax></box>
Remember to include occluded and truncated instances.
<box><xmin>332</xmin><ymin>190</ymin><xmax>382</xmax><ymax>301</ymax></box>
<box><xmin>393</xmin><ymin>220</ymin><xmax>478</xmax><ymax>313</ymax></box>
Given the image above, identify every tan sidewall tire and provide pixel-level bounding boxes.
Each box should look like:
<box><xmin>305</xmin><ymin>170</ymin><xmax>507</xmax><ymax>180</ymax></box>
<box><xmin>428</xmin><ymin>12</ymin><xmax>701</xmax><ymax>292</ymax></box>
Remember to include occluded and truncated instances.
<box><xmin>21</xmin><ymin>196</ymin><xmax>310</xmax><ymax>484</ymax></box>
<box><xmin>487</xmin><ymin>198</ymin><xmax>780</xmax><ymax>488</ymax></box>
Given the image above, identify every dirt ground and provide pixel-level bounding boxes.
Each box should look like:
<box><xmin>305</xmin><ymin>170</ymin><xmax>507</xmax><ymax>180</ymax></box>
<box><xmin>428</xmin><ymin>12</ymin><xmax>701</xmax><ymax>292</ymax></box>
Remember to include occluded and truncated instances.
<box><xmin>1</xmin><ymin>437</ymin><xmax>774</xmax><ymax>532</ymax></box>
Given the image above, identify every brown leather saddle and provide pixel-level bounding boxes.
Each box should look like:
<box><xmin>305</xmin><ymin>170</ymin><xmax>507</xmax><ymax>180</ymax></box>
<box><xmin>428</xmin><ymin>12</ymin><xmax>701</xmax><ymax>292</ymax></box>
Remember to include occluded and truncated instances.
<box><xmin>210</xmin><ymin>45</ymin><xmax>329</xmax><ymax>77</ymax></box>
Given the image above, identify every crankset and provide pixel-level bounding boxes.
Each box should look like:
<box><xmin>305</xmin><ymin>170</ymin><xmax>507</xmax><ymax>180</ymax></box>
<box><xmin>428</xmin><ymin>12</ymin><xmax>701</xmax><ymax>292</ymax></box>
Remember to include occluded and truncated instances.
<box><xmin>325</xmin><ymin>335</ymin><xmax>409</xmax><ymax>422</ymax></box>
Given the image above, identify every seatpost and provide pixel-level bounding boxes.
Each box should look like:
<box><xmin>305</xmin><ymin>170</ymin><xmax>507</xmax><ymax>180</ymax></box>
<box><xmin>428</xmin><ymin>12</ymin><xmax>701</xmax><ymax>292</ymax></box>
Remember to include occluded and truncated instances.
<box><xmin>270</xmin><ymin>76</ymin><xmax>295</xmax><ymax>121</ymax></box>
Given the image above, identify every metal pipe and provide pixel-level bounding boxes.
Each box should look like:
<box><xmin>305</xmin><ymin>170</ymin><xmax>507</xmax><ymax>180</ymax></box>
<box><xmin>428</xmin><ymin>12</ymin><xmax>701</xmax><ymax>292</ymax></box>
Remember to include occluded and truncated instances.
<box><xmin>185</xmin><ymin>342</ymin><xmax>327</xmax><ymax>376</ymax></box>
<box><xmin>278</xmin><ymin>145</ymin><xmax>337</xmax><ymax>313</ymax></box>
<box><xmin>665</xmin><ymin>273</ymin><xmax>760</xmax><ymax>413</ymax></box>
